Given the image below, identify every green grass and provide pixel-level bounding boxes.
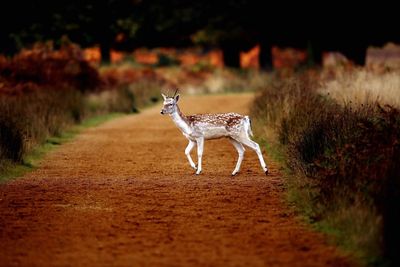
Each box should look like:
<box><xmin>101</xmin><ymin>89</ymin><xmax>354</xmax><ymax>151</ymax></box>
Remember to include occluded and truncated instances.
<box><xmin>0</xmin><ymin>113</ymin><xmax>124</xmax><ymax>183</ymax></box>
<box><xmin>257</xmin><ymin>138</ymin><xmax>286</xmax><ymax>165</ymax></box>
<box><xmin>257</xmin><ymin>129</ymin><xmax>384</xmax><ymax>267</ymax></box>
<box><xmin>258</xmin><ymin>136</ymin><xmax>316</xmax><ymax>222</ymax></box>
<box><xmin>258</xmin><ymin>135</ymin><xmax>369</xmax><ymax>265</ymax></box>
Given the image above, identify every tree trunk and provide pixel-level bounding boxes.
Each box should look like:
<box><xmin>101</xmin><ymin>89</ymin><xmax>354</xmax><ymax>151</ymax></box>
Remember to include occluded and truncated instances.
<box><xmin>222</xmin><ymin>45</ymin><xmax>240</xmax><ymax>68</ymax></box>
<box><xmin>342</xmin><ymin>46</ymin><xmax>366</xmax><ymax>66</ymax></box>
<box><xmin>307</xmin><ymin>41</ymin><xmax>322</xmax><ymax>66</ymax></box>
<box><xmin>100</xmin><ymin>41</ymin><xmax>111</xmax><ymax>64</ymax></box>
<box><xmin>259</xmin><ymin>42</ymin><xmax>272</xmax><ymax>70</ymax></box>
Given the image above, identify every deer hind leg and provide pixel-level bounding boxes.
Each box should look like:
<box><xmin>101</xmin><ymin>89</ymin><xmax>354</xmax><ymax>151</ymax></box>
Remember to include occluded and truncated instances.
<box><xmin>185</xmin><ymin>140</ymin><xmax>197</xmax><ymax>170</ymax></box>
<box><xmin>195</xmin><ymin>137</ymin><xmax>204</xmax><ymax>175</ymax></box>
<box><xmin>229</xmin><ymin>138</ymin><xmax>245</xmax><ymax>176</ymax></box>
<box><xmin>235</xmin><ymin>136</ymin><xmax>269</xmax><ymax>175</ymax></box>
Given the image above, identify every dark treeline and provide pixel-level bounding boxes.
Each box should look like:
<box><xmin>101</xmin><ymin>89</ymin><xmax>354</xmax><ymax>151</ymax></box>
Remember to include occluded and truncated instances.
<box><xmin>1</xmin><ymin>0</ymin><xmax>399</xmax><ymax>67</ymax></box>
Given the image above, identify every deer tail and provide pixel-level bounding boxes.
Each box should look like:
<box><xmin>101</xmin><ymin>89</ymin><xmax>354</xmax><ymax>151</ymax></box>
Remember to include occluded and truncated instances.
<box><xmin>244</xmin><ymin>116</ymin><xmax>254</xmax><ymax>137</ymax></box>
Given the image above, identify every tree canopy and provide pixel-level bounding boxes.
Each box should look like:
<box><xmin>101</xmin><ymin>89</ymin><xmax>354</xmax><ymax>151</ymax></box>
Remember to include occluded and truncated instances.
<box><xmin>1</xmin><ymin>0</ymin><xmax>399</xmax><ymax>66</ymax></box>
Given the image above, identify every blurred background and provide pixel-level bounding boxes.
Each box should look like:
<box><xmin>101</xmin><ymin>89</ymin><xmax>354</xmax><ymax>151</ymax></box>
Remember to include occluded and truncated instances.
<box><xmin>1</xmin><ymin>0</ymin><xmax>399</xmax><ymax>68</ymax></box>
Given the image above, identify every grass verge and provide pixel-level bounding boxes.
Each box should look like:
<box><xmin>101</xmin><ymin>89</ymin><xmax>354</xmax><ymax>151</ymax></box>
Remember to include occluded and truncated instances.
<box><xmin>251</xmin><ymin>72</ymin><xmax>400</xmax><ymax>267</ymax></box>
<box><xmin>0</xmin><ymin>113</ymin><xmax>123</xmax><ymax>183</ymax></box>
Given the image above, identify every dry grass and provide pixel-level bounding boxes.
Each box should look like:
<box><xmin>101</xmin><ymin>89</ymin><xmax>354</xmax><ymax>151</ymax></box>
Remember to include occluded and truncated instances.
<box><xmin>201</xmin><ymin>68</ymin><xmax>270</xmax><ymax>93</ymax></box>
<box><xmin>251</xmin><ymin>72</ymin><xmax>400</xmax><ymax>267</ymax></box>
<box><xmin>320</xmin><ymin>70</ymin><xmax>400</xmax><ymax>108</ymax></box>
<box><xmin>0</xmin><ymin>89</ymin><xmax>84</xmax><ymax>169</ymax></box>
<box><xmin>0</xmin><ymin>43</ymin><xmax>166</xmax><ymax>174</ymax></box>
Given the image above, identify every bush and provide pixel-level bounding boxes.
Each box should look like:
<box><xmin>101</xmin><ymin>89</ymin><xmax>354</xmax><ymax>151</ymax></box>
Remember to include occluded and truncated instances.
<box><xmin>251</xmin><ymin>73</ymin><xmax>400</xmax><ymax>266</ymax></box>
<box><xmin>0</xmin><ymin>42</ymin><xmax>101</xmax><ymax>94</ymax></box>
<box><xmin>0</xmin><ymin>43</ymin><xmax>166</xmax><ymax>174</ymax></box>
<box><xmin>0</xmin><ymin>119</ymin><xmax>24</xmax><ymax>164</ymax></box>
<box><xmin>0</xmin><ymin>89</ymin><xmax>84</xmax><ymax>166</ymax></box>
<box><xmin>154</xmin><ymin>53</ymin><xmax>180</xmax><ymax>67</ymax></box>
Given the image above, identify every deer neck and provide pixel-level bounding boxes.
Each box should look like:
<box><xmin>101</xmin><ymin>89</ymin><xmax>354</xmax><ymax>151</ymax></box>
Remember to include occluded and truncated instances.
<box><xmin>170</xmin><ymin>105</ymin><xmax>192</xmax><ymax>135</ymax></box>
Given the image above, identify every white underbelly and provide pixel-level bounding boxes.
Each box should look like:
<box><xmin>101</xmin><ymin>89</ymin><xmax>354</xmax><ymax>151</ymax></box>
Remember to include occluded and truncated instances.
<box><xmin>202</xmin><ymin>126</ymin><xmax>229</xmax><ymax>140</ymax></box>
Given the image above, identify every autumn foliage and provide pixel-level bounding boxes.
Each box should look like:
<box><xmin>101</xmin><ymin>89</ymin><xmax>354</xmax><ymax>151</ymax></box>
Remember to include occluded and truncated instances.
<box><xmin>0</xmin><ymin>42</ymin><xmax>101</xmax><ymax>95</ymax></box>
<box><xmin>0</xmin><ymin>43</ymin><xmax>165</xmax><ymax>172</ymax></box>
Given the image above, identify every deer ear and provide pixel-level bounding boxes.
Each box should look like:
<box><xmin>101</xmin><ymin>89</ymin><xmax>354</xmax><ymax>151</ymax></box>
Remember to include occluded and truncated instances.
<box><xmin>175</xmin><ymin>94</ymin><xmax>180</xmax><ymax>102</ymax></box>
<box><xmin>161</xmin><ymin>93</ymin><xmax>167</xmax><ymax>100</ymax></box>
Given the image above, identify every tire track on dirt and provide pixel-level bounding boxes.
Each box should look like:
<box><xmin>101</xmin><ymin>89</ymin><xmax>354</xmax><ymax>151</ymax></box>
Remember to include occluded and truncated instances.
<box><xmin>0</xmin><ymin>94</ymin><xmax>354</xmax><ymax>266</ymax></box>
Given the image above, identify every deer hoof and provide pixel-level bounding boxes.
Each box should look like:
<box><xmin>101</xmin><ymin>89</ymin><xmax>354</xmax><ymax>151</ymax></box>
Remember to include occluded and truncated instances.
<box><xmin>265</xmin><ymin>169</ymin><xmax>269</xmax><ymax>175</ymax></box>
<box><xmin>231</xmin><ymin>172</ymin><xmax>238</xmax><ymax>176</ymax></box>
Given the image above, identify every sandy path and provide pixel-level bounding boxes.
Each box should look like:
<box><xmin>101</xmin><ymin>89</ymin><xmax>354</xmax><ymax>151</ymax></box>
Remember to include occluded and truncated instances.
<box><xmin>0</xmin><ymin>94</ymin><xmax>353</xmax><ymax>267</ymax></box>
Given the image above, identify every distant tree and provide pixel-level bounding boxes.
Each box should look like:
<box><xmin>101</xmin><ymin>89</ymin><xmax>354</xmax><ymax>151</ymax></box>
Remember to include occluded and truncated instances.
<box><xmin>189</xmin><ymin>1</ymin><xmax>284</xmax><ymax>68</ymax></box>
<box><xmin>1</xmin><ymin>0</ymin><xmax>264</xmax><ymax>66</ymax></box>
<box><xmin>0</xmin><ymin>0</ymin><xmax>139</xmax><ymax>63</ymax></box>
<box><xmin>1</xmin><ymin>0</ymin><xmax>398</xmax><ymax>67</ymax></box>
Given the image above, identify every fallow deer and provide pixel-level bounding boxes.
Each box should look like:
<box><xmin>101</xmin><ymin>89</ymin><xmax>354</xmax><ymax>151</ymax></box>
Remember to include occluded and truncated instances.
<box><xmin>160</xmin><ymin>90</ymin><xmax>268</xmax><ymax>176</ymax></box>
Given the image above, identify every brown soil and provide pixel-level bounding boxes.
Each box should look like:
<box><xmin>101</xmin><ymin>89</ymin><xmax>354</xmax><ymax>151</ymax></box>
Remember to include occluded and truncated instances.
<box><xmin>0</xmin><ymin>94</ymin><xmax>354</xmax><ymax>267</ymax></box>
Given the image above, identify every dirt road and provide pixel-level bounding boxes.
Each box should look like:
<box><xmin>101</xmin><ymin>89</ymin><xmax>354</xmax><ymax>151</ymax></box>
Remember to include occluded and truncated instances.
<box><xmin>0</xmin><ymin>94</ymin><xmax>353</xmax><ymax>266</ymax></box>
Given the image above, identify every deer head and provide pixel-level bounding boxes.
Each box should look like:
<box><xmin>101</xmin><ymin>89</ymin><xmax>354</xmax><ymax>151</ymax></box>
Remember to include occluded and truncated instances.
<box><xmin>160</xmin><ymin>89</ymin><xmax>180</xmax><ymax>115</ymax></box>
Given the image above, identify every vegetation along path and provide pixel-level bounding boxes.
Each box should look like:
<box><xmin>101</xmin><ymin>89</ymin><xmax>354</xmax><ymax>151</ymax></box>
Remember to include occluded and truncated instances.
<box><xmin>0</xmin><ymin>94</ymin><xmax>354</xmax><ymax>266</ymax></box>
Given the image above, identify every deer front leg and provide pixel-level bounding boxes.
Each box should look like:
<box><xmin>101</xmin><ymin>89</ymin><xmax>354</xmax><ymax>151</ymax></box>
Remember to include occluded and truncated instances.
<box><xmin>195</xmin><ymin>137</ymin><xmax>204</xmax><ymax>175</ymax></box>
<box><xmin>185</xmin><ymin>140</ymin><xmax>197</xmax><ymax>170</ymax></box>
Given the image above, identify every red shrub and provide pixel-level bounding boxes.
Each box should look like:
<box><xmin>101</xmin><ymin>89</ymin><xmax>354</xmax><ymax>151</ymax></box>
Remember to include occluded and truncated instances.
<box><xmin>0</xmin><ymin>42</ymin><xmax>102</xmax><ymax>95</ymax></box>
